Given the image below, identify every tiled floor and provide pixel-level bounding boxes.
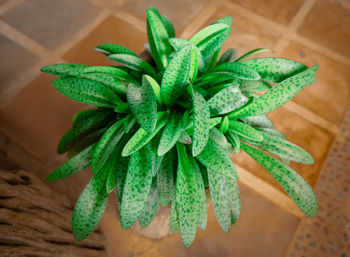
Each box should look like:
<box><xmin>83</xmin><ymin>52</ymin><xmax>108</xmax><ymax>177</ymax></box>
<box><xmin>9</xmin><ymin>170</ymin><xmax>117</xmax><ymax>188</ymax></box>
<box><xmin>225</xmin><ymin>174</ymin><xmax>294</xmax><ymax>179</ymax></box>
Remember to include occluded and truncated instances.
<box><xmin>0</xmin><ymin>0</ymin><xmax>349</xmax><ymax>256</ymax></box>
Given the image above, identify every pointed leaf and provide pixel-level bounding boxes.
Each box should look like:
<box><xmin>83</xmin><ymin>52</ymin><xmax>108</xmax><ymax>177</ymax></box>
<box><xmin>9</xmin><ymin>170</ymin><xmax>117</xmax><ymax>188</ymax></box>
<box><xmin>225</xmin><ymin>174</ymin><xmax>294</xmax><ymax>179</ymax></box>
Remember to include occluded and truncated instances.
<box><xmin>229</xmin><ymin>120</ymin><xmax>263</xmax><ymax>142</ymax></box>
<box><xmin>52</xmin><ymin>77</ymin><xmax>122</xmax><ymax>107</ymax></box>
<box><xmin>41</xmin><ymin>63</ymin><xmax>89</xmax><ymax>77</ymax></box>
<box><xmin>139</xmin><ymin>176</ymin><xmax>159</xmax><ymax>227</ymax></box>
<box><xmin>217</xmin><ymin>48</ymin><xmax>237</xmax><ymax>65</ymax></box>
<box><xmin>235</xmin><ymin>48</ymin><xmax>272</xmax><ymax>63</ymax></box>
<box><xmin>127</xmin><ymin>76</ymin><xmax>157</xmax><ymax>133</ymax></box>
<box><xmin>157</xmin><ymin>149</ymin><xmax>175</xmax><ymax>206</ymax></box>
<box><xmin>228</xmin><ymin>65</ymin><xmax>319</xmax><ymax>119</ymax></box>
<box><xmin>170</xmin><ymin>197</ymin><xmax>180</xmax><ymax>233</ymax></box>
<box><xmin>213</xmin><ymin>62</ymin><xmax>261</xmax><ymax>80</ymax></box>
<box><xmin>158</xmin><ymin>113</ymin><xmax>182</xmax><ymax>156</ymax></box>
<box><xmin>109</xmin><ymin>54</ymin><xmax>156</xmax><ymax>76</ymax></box>
<box><xmin>72</xmin><ymin>108</ymin><xmax>104</xmax><ymax>125</ymax></box>
<box><xmin>241</xmin><ymin>143</ymin><xmax>318</xmax><ymax>217</ymax></box>
<box><xmin>95</xmin><ymin>43</ymin><xmax>138</xmax><ymax>56</ymax></box>
<box><xmin>240</xmin><ymin>115</ymin><xmax>274</xmax><ymax>129</ymax></box>
<box><xmin>243</xmin><ymin>57</ymin><xmax>308</xmax><ymax>82</ymax></box>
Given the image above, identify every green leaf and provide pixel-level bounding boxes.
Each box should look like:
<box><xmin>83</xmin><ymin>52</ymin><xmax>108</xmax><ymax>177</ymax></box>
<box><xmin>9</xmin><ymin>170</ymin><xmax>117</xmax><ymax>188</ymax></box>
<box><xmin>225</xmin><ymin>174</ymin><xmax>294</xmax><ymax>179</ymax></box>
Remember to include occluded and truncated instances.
<box><xmin>47</xmin><ymin>144</ymin><xmax>95</xmax><ymax>181</ymax></box>
<box><xmin>192</xmin><ymin>90</ymin><xmax>210</xmax><ymax>156</ymax></box>
<box><xmin>229</xmin><ymin>120</ymin><xmax>263</xmax><ymax>142</ymax></box>
<box><xmin>229</xmin><ymin>179</ymin><xmax>241</xmax><ymax>225</ymax></box>
<box><xmin>241</xmin><ymin>143</ymin><xmax>318</xmax><ymax>217</ymax></box>
<box><xmin>109</xmin><ymin>54</ymin><xmax>156</xmax><ymax>76</ymax></box>
<box><xmin>72</xmin><ymin>108</ymin><xmax>104</xmax><ymax>125</ymax></box>
<box><xmin>146</xmin><ymin>7</ymin><xmax>173</xmax><ymax>69</ymax></box>
<box><xmin>175</xmin><ymin>144</ymin><xmax>200</xmax><ymax>247</ymax></box>
<box><xmin>208</xmin><ymin>168</ymin><xmax>231</xmax><ymax>232</ymax></box>
<box><xmin>127</xmin><ymin>76</ymin><xmax>157</xmax><ymax>133</ymax></box>
<box><xmin>81</xmin><ymin>66</ymin><xmax>139</xmax><ymax>83</ymax></box>
<box><xmin>190</xmin><ymin>157</ymin><xmax>207</xmax><ymax>230</ymax></box>
<box><xmin>226</xmin><ymin>130</ymin><xmax>240</xmax><ymax>152</ymax></box>
<box><xmin>144</xmin><ymin>74</ymin><xmax>162</xmax><ymax>104</ymax></box>
<box><xmin>190</xmin><ymin>23</ymin><xmax>229</xmax><ymax>61</ymax></box>
<box><xmin>106</xmin><ymin>167</ymin><xmax>117</xmax><ymax>193</ymax></box>
<box><xmin>210</xmin><ymin>127</ymin><xmax>236</xmax><ymax>154</ymax></box>
<box><xmin>208</xmin><ymin>85</ymin><xmax>248</xmax><ymax>116</ymax></box>
<box><xmin>160</xmin><ymin>44</ymin><xmax>193</xmax><ymax>106</ymax></box>
<box><xmin>122</xmin><ymin>112</ymin><xmax>168</xmax><ymax>156</ymax></box>
<box><xmin>243</xmin><ymin>57</ymin><xmax>308</xmax><ymax>82</ymax></box>
<box><xmin>217</xmin><ymin>48</ymin><xmax>237</xmax><ymax>65</ymax></box>
<box><xmin>228</xmin><ymin>65</ymin><xmax>319</xmax><ymax>119</ymax></box>
<box><xmin>157</xmin><ymin>149</ymin><xmax>175</xmax><ymax>206</ymax></box>
<box><xmin>95</xmin><ymin>43</ymin><xmax>138</xmax><ymax>56</ymax></box>
<box><xmin>213</xmin><ymin>62</ymin><xmax>261</xmax><ymax>80</ymax></box>
<box><xmin>80</xmin><ymin>73</ymin><xmax>128</xmax><ymax>96</ymax></box>
<box><xmin>123</xmin><ymin>114</ymin><xmax>136</xmax><ymax>133</ymax></box>
<box><xmin>72</xmin><ymin>162</ymin><xmax>109</xmax><ymax>241</ymax></box>
<box><xmin>104</xmin><ymin>147</ymin><xmax>121</xmax><ymax>193</ymax></box>
<box><xmin>245</xmin><ymin>130</ymin><xmax>314</xmax><ymax>164</ymax></box>
<box><xmin>177</xmin><ymin>131</ymin><xmax>192</xmax><ymax>144</ymax></box>
<box><xmin>196</xmin><ymin>137</ymin><xmax>238</xmax><ymax>179</ymax></box>
<box><xmin>219</xmin><ymin>116</ymin><xmax>229</xmax><ymax>134</ymax></box>
<box><xmin>240</xmin><ymin>115</ymin><xmax>274</xmax><ymax>129</ymax></box>
<box><xmin>120</xmin><ymin>144</ymin><xmax>154</xmax><ymax>229</ymax></box>
<box><xmin>41</xmin><ymin>63</ymin><xmax>89</xmax><ymax>77</ymax></box>
<box><xmin>170</xmin><ymin>197</ymin><xmax>180</xmax><ymax>233</ymax></box>
<box><xmin>116</xmin><ymin>156</ymin><xmax>129</xmax><ymax>209</ymax></box>
<box><xmin>57</xmin><ymin>110</ymin><xmax>113</xmax><ymax>154</ymax></box>
<box><xmin>150</xmin><ymin>135</ymin><xmax>164</xmax><ymax>177</ymax></box>
<box><xmin>162</xmin><ymin>15</ymin><xmax>175</xmax><ymax>37</ymax></box>
<box><xmin>235</xmin><ymin>48</ymin><xmax>272</xmax><ymax>63</ymax></box>
<box><xmin>52</xmin><ymin>77</ymin><xmax>122</xmax><ymax>107</ymax></box>
<box><xmin>158</xmin><ymin>113</ymin><xmax>182</xmax><ymax>156</ymax></box>
<box><xmin>139</xmin><ymin>176</ymin><xmax>159</xmax><ymax>227</ymax></box>
<box><xmin>91</xmin><ymin>119</ymin><xmax>125</xmax><ymax>172</ymax></box>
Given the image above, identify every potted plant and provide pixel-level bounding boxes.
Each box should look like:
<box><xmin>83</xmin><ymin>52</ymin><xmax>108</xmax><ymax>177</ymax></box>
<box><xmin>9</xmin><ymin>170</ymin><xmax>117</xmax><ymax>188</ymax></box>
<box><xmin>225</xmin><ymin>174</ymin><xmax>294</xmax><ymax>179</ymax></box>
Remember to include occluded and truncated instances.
<box><xmin>41</xmin><ymin>6</ymin><xmax>318</xmax><ymax>247</ymax></box>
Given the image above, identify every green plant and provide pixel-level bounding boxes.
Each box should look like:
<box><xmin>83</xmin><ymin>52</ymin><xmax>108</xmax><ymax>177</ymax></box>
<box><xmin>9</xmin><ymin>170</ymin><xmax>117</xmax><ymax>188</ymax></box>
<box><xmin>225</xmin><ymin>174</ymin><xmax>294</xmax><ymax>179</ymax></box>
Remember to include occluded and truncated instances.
<box><xmin>41</xmin><ymin>6</ymin><xmax>318</xmax><ymax>247</ymax></box>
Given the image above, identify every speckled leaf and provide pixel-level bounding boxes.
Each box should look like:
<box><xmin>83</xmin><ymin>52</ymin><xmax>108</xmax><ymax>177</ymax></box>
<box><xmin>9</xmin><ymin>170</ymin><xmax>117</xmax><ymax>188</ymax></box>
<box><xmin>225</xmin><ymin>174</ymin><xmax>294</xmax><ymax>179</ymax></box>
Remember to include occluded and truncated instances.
<box><xmin>192</xmin><ymin>90</ymin><xmax>210</xmax><ymax>156</ymax></box>
<box><xmin>147</xmin><ymin>7</ymin><xmax>172</xmax><ymax>69</ymax></box>
<box><xmin>175</xmin><ymin>144</ymin><xmax>200</xmax><ymax>247</ymax></box>
<box><xmin>72</xmin><ymin>108</ymin><xmax>104</xmax><ymax>125</ymax></box>
<box><xmin>229</xmin><ymin>120</ymin><xmax>263</xmax><ymax>142</ymax></box>
<box><xmin>210</xmin><ymin>127</ymin><xmax>236</xmax><ymax>154</ymax></box>
<box><xmin>208</xmin><ymin>168</ymin><xmax>231</xmax><ymax>232</ymax></box>
<box><xmin>196</xmin><ymin>137</ymin><xmax>238</xmax><ymax>179</ymax></box>
<box><xmin>243</xmin><ymin>57</ymin><xmax>308</xmax><ymax>82</ymax></box>
<box><xmin>139</xmin><ymin>176</ymin><xmax>159</xmax><ymax>227</ymax></box>
<box><xmin>208</xmin><ymin>85</ymin><xmax>248</xmax><ymax>116</ymax></box>
<box><xmin>120</xmin><ymin>144</ymin><xmax>154</xmax><ymax>229</ymax></box>
<box><xmin>158</xmin><ymin>113</ymin><xmax>182</xmax><ymax>156</ymax></box>
<box><xmin>115</xmin><ymin>157</ymin><xmax>129</xmax><ymax>209</ymax></box>
<box><xmin>160</xmin><ymin>44</ymin><xmax>192</xmax><ymax>106</ymax></box>
<box><xmin>80</xmin><ymin>73</ymin><xmax>128</xmax><ymax>95</ymax></box>
<box><xmin>80</xmin><ymin>66</ymin><xmax>139</xmax><ymax>84</ymax></box>
<box><xmin>191</xmin><ymin>157</ymin><xmax>207</xmax><ymax>230</ymax></box>
<box><xmin>91</xmin><ymin>119</ymin><xmax>124</xmax><ymax>172</ymax></box>
<box><xmin>95</xmin><ymin>43</ymin><xmax>138</xmax><ymax>56</ymax></box>
<box><xmin>109</xmin><ymin>54</ymin><xmax>156</xmax><ymax>76</ymax></box>
<box><xmin>41</xmin><ymin>63</ymin><xmax>89</xmax><ymax>77</ymax></box>
<box><xmin>241</xmin><ymin>143</ymin><xmax>318</xmax><ymax>217</ymax></box>
<box><xmin>170</xmin><ymin>196</ymin><xmax>180</xmax><ymax>233</ymax></box>
<box><xmin>144</xmin><ymin>75</ymin><xmax>161</xmax><ymax>104</ymax></box>
<box><xmin>240</xmin><ymin>115</ymin><xmax>274</xmax><ymax>129</ymax></box>
<box><xmin>57</xmin><ymin>110</ymin><xmax>113</xmax><ymax>154</ymax></box>
<box><xmin>106</xmin><ymin>167</ymin><xmax>116</xmax><ymax>193</ymax></box>
<box><xmin>245</xmin><ymin>130</ymin><xmax>314</xmax><ymax>164</ymax></box>
<box><xmin>161</xmin><ymin>15</ymin><xmax>175</xmax><ymax>38</ymax></box>
<box><xmin>177</xmin><ymin>131</ymin><xmax>192</xmax><ymax>144</ymax></box>
<box><xmin>217</xmin><ymin>48</ymin><xmax>237</xmax><ymax>65</ymax></box>
<box><xmin>228</xmin><ymin>65</ymin><xmax>318</xmax><ymax>119</ymax></box>
<box><xmin>226</xmin><ymin>130</ymin><xmax>240</xmax><ymax>152</ymax></box>
<box><xmin>157</xmin><ymin>149</ymin><xmax>175</xmax><ymax>206</ymax></box>
<box><xmin>235</xmin><ymin>48</ymin><xmax>272</xmax><ymax>62</ymax></box>
<box><xmin>47</xmin><ymin>144</ymin><xmax>95</xmax><ymax>181</ymax></box>
<box><xmin>213</xmin><ymin>62</ymin><xmax>261</xmax><ymax>80</ymax></box>
<box><xmin>52</xmin><ymin>77</ymin><xmax>122</xmax><ymax>107</ymax></box>
<box><xmin>122</xmin><ymin>112</ymin><xmax>168</xmax><ymax>156</ymax></box>
<box><xmin>72</xmin><ymin>161</ymin><xmax>109</xmax><ymax>241</ymax></box>
<box><xmin>127</xmin><ymin>76</ymin><xmax>157</xmax><ymax>133</ymax></box>
<box><xmin>190</xmin><ymin>23</ymin><xmax>229</xmax><ymax>61</ymax></box>
<box><xmin>104</xmin><ymin>147</ymin><xmax>121</xmax><ymax>193</ymax></box>
<box><xmin>229</xmin><ymin>179</ymin><xmax>241</xmax><ymax>225</ymax></box>
<box><xmin>150</xmin><ymin>136</ymin><xmax>164</xmax><ymax>177</ymax></box>
<box><xmin>123</xmin><ymin>115</ymin><xmax>136</xmax><ymax>134</ymax></box>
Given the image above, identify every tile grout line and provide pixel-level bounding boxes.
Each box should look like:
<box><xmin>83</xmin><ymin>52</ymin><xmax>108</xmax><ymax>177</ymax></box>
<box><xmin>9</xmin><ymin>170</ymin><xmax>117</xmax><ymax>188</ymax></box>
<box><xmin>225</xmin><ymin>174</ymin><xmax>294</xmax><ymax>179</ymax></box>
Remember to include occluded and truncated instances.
<box><xmin>54</xmin><ymin>10</ymin><xmax>110</xmax><ymax>57</ymax></box>
<box><xmin>114</xmin><ymin>11</ymin><xmax>146</xmax><ymax>33</ymax></box>
<box><xmin>180</xmin><ymin>0</ymin><xmax>220</xmax><ymax>39</ymax></box>
<box><xmin>236</xmin><ymin>164</ymin><xmax>304</xmax><ymax>218</ymax></box>
<box><xmin>0</xmin><ymin>0</ymin><xmax>24</xmax><ymax>16</ymax></box>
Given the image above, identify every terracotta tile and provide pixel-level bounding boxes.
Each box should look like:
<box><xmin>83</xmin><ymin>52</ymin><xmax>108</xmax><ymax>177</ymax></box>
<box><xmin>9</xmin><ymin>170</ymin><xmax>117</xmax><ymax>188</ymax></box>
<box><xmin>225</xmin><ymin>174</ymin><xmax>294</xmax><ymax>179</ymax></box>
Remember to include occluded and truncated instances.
<box><xmin>0</xmin><ymin>34</ymin><xmax>39</xmax><ymax>101</ymax></box>
<box><xmin>0</xmin><ymin>0</ymin><xmax>101</xmax><ymax>49</ymax></box>
<box><xmin>299</xmin><ymin>0</ymin><xmax>350</xmax><ymax>57</ymax></box>
<box><xmin>0</xmin><ymin>73</ymin><xmax>86</xmax><ymax>163</ymax></box>
<box><xmin>202</xmin><ymin>7</ymin><xmax>281</xmax><ymax>57</ymax></box>
<box><xmin>102</xmin><ymin>184</ymin><xmax>299</xmax><ymax>257</ymax></box>
<box><xmin>228</xmin><ymin>0</ymin><xmax>305</xmax><ymax>25</ymax></box>
<box><xmin>63</xmin><ymin>16</ymin><xmax>147</xmax><ymax>65</ymax></box>
<box><xmin>0</xmin><ymin>0</ymin><xmax>10</xmax><ymax>6</ymax></box>
<box><xmin>281</xmin><ymin>41</ymin><xmax>350</xmax><ymax>126</ymax></box>
<box><xmin>119</xmin><ymin>0</ymin><xmax>211</xmax><ymax>34</ymax></box>
<box><xmin>233</xmin><ymin>106</ymin><xmax>334</xmax><ymax>191</ymax></box>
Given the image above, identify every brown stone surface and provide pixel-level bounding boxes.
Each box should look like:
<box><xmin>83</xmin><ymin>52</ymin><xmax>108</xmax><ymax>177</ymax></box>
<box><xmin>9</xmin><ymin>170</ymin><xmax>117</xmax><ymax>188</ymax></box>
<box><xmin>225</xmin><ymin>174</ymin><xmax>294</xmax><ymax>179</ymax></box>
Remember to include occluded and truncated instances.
<box><xmin>0</xmin><ymin>34</ymin><xmax>39</xmax><ymax>100</ymax></box>
<box><xmin>228</xmin><ymin>0</ymin><xmax>305</xmax><ymax>25</ymax></box>
<box><xmin>119</xmin><ymin>0</ymin><xmax>211</xmax><ymax>34</ymax></box>
<box><xmin>233</xmin><ymin>106</ymin><xmax>334</xmax><ymax>191</ymax></box>
<box><xmin>0</xmin><ymin>73</ymin><xmax>86</xmax><ymax>163</ymax></box>
<box><xmin>101</xmin><ymin>184</ymin><xmax>299</xmax><ymax>257</ymax></box>
<box><xmin>202</xmin><ymin>6</ymin><xmax>281</xmax><ymax>56</ymax></box>
<box><xmin>299</xmin><ymin>0</ymin><xmax>350</xmax><ymax>58</ymax></box>
<box><xmin>0</xmin><ymin>0</ymin><xmax>101</xmax><ymax>49</ymax></box>
<box><xmin>281</xmin><ymin>41</ymin><xmax>350</xmax><ymax>125</ymax></box>
<box><xmin>63</xmin><ymin>15</ymin><xmax>147</xmax><ymax>66</ymax></box>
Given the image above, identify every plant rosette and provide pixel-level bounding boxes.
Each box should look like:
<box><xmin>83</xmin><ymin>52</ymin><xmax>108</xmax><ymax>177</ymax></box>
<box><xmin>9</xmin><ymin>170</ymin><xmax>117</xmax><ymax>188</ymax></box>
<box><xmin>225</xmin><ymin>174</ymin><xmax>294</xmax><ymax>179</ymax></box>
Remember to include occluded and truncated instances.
<box><xmin>42</xmin><ymin>6</ymin><xmax>319</xmax><ymax>247</ymax></box>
